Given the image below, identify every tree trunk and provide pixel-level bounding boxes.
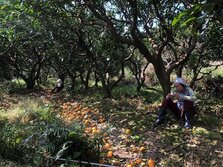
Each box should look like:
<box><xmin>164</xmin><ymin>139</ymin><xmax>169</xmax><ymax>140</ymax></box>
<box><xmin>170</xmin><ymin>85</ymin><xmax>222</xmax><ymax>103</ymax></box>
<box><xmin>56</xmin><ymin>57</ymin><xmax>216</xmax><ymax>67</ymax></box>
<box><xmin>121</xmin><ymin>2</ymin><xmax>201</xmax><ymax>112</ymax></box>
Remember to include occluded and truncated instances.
<box><xmin>176</xmin><ymin>65</ymin><xmax>184</xmax><ymax>77</ymax></box>
<box><xmin>25</xmin><ymin>78</ymin><xmax>35</xmax><ymax>89</ymax></box>
<box><xmin>104</xmin><ymin>86</ymin><xmax>112</xmax><ymax>98</ymax></box>
<box><xmin>71</xmin><ymin>77</ymin><xmax>76</xmax><ymax>90</ymax></box>
<box><xmin>100</xmin><ymin>75</ymin><xmax>111</xmax><ymax>98</ymax></box>
<box><xmin>84</xmin><ymin>68</ymin><xmax>92</xmax><ymax>90</ymax></box>
<box><xmin>94</xmin><ymin>71</ymin><xmax>100</xmax><ymax>87</ymax></box>
<box><xmin>152</xmin><ymin>59</ymin><xmax>171</xmax><ymax>96</ymax></box>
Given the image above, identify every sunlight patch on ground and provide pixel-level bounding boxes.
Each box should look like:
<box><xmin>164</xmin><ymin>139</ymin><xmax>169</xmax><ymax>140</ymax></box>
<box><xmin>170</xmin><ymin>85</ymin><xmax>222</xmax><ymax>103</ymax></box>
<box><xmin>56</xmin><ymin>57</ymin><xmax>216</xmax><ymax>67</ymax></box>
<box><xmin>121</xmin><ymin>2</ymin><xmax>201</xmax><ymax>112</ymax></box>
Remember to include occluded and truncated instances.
<box><xmin>193</xmin><ymin>127</ymin><xmax>210</xmax><ymax>135</ymax></box>
<box><xmin>0</xmin><ymin>97</ymin><xmax>44</xmax><ymax>123</ymax></box>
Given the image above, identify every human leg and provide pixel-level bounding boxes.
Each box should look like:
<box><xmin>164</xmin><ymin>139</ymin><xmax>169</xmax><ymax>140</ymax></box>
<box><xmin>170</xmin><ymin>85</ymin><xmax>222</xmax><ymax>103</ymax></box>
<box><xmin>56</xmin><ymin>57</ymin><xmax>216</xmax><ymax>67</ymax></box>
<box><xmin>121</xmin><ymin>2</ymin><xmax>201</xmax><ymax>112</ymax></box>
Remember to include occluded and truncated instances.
<box><xmin>51</xmin><ymin>87</ymin><xmax>58</xmax><ymax>93</ymax></box>
<box><xmin>184</xmin><ymin>101</ymin><xmax>195</xmax><ymax>128</ymax></box>
<box><xmin>153</xmin><ymin>98</ymin><xmax>179</xmax><ymax>127</ymax></box>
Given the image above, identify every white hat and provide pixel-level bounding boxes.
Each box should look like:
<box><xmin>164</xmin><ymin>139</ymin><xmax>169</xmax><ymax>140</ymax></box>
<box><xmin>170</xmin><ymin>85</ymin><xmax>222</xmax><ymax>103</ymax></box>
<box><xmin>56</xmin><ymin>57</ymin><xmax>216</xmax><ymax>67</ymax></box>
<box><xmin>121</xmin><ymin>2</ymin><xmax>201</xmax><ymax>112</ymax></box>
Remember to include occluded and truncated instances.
<box><xmin>57</xmin><ymin>79</ymin><xmax>62</xmax><ymax>84</ymax></box>
<box><xmin>174</xmin><ymin>77</ymin><xmax>187</xmax><ymax>86</ymax></box>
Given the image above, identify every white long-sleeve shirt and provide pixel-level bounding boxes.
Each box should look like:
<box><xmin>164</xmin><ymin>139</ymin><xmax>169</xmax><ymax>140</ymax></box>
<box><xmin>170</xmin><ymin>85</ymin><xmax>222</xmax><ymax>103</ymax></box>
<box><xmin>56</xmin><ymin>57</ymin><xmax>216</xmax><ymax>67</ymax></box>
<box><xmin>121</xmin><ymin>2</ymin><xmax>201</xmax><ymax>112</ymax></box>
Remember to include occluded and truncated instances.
<box><xmin>172</xmin><ymin>86</ymin><xmax>196</xmax><ymax>109</ymax></box>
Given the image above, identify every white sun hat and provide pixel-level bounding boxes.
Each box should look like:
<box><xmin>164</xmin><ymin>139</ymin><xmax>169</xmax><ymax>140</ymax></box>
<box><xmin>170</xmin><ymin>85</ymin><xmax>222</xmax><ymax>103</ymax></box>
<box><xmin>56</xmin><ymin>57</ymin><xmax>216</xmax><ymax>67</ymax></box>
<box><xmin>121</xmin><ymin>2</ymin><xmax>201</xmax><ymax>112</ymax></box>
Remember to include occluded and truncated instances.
<box><xmin>174</xmin><ymin>77</ymin><xmax>187</xmax><ymax>86</ymax></box>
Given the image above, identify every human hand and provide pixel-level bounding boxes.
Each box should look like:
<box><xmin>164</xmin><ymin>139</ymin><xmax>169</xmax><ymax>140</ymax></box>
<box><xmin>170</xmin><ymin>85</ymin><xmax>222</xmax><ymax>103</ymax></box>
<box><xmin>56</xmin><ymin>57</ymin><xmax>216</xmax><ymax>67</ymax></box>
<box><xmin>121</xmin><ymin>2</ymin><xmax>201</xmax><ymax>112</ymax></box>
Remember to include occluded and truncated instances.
<box><xmin>166</xmin><ymin>93</ymin><xmax>173</xmax><ymax>99</ymax></box>
<box><xmin>173</xmin><ymin>93</ymin><xmax>180</xmax><ymax>100</ymax></box>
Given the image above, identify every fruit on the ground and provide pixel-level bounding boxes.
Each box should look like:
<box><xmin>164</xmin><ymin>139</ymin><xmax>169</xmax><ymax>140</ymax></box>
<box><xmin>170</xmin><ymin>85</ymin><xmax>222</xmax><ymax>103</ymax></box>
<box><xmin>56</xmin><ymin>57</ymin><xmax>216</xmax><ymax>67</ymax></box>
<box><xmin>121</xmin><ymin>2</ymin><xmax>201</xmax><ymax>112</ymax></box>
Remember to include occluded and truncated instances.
<box><xmin>139</xmin><ymin>146</ymin><xmax>146</xmax><ymax>152</ymax></box>
<box><xmin>104</xmin><ymin>143</ymin><xmax>111</xmax><ymax>149</ymax></box>
<box><xmin>135</xmin><ymin>158</ymin><xmax>143</xmax><ymax>164</ymax></box>
<box><xmin>107</xmin><ymin>151</ymin><xmax>113</xmax><ymax>158</ymax></box>
<box><xmin>148</xmin><ymin>158</ymin><xmax>155</xmax><ymax>167</ymax></box>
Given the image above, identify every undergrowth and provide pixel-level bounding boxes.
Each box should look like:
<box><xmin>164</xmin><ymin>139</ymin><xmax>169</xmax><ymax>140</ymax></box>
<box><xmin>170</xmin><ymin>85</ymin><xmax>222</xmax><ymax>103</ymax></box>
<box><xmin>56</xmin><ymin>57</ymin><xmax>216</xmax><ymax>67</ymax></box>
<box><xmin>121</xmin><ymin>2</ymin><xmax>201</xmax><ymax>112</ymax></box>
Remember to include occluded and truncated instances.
<box><xmin>0</xmin><ymin>97</ymin><xmax>99</xmax><ymax>167</ymax></box>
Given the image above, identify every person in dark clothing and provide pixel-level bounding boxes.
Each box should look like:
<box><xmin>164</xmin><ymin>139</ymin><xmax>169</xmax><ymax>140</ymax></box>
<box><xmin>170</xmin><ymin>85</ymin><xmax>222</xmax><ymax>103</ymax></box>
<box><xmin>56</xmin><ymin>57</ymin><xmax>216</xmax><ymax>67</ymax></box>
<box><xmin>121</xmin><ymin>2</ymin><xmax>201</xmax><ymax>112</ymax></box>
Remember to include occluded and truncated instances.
<box><xmin>153</xmin><ymin>77</ymin><xmax>197</xmax><ymax>129</ymax></box>
<box><xmin>51</xmin><ymin>79</ymin><xmax>64</xmax><ymax>93</ymax></box>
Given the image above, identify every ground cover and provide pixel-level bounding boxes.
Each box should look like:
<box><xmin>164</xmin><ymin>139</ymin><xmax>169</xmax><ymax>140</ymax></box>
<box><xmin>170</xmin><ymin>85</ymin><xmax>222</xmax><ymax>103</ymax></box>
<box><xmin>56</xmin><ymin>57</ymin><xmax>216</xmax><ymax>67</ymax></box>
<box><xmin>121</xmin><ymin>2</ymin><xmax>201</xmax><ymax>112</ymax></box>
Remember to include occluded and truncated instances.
<box><xmin>0</xmin><ymin>88</ymin><xmax>222</xmax><ymax>166</ymax></box>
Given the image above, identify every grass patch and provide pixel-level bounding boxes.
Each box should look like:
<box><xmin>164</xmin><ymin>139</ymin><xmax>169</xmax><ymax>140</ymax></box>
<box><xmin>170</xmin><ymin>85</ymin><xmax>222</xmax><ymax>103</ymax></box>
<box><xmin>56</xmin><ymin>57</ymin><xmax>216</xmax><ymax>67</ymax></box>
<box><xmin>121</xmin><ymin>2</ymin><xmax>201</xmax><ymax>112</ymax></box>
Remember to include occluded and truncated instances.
<box><xmin>198</xmin><ymin>115</ymin><xmax>221</xmax><ymax>127</ymax></box>
<box><xmin>0</xmin><ymin>96</ymin><xmax>100</xmax><ymax>166</ymax></box>
<box><xmin>193</xmin><ymin>127</ymin><xmax>223</xmax><ymax>140</ymax></box>
<box><xmin>0</xmin><ymin>97</ymin><xmax>45</xmax><ymax>123</ymax></box>
<box><xmin>113</xmin><ymin>84</ymin><xmax>137</xmax><ymax>97</ymax></box>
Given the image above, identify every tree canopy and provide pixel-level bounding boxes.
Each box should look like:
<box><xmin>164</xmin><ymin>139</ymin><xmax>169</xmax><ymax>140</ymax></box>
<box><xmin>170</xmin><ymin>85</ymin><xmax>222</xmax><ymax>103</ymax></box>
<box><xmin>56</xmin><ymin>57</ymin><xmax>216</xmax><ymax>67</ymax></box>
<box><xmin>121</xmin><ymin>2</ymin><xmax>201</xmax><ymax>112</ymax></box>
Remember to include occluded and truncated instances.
<box><xmin>0</xmin><ymin>0</ymin><xmax>222</xmax><ymax>96</ymax></box>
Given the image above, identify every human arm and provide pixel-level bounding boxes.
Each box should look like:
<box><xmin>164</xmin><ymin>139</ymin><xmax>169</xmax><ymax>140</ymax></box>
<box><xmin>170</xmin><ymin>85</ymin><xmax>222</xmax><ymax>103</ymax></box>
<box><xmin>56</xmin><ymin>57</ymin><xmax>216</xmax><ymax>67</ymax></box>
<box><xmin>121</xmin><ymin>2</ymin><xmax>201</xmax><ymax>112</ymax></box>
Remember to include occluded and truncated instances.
<box><xmin>178</xmin><ymin>87</ymin><xmax>196</xmax><ymax>102</ymax></box>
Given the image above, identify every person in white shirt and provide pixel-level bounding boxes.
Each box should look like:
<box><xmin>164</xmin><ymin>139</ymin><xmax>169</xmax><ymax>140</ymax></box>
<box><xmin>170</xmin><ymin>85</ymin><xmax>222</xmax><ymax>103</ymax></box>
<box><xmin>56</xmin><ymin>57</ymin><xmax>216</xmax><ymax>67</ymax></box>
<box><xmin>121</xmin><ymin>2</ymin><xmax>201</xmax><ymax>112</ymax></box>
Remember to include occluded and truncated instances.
<box><xmin>153</xmin><ymin>77</ymin><xmax>196</xmax><ymax>129</ymax></box>
<box><xmin>51</xmin><ymin>79</ymin><xmax>64</xmax><ymax>93</ymax></box>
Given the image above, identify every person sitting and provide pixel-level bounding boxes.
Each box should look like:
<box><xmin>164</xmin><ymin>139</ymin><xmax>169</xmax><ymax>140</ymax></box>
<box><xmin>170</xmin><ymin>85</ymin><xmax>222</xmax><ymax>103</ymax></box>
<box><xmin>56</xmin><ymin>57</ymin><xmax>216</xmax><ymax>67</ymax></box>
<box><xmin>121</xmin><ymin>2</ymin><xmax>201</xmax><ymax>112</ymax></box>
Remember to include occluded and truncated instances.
<box><xmin>51</xmin><ymin>79</ymin><xmax>64</xmax><ymax>93</ymax></box>
<box><xmin>152</xmin><ymin>77</ymin><xmax>196</xmax><ymax>129</ymax></box>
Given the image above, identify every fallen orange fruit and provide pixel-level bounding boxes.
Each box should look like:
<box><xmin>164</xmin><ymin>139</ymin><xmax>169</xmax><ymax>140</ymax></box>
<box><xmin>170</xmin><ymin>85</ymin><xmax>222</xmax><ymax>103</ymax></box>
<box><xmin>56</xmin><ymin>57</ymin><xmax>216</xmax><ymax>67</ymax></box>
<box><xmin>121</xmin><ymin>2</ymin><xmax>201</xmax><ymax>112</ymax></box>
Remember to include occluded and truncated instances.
<box><xmin>139</xmin><ymin>146</ymin><xmax>146</xmax><ymax>152</ymax></box>
<box><xmin>126</xmin><ymin>165</ymin><xmax>133</xmax><ymax>167</ymax></box>
<box><xmin>148</xmin><ymin>158</ymin><xmax>155</xmax><ymax>167</ymax></box>
<box><xmin>107</xmin><ymin>151</ymin><xmax>113</xmax><ymax>158</ymax></box>
<box><xmin>135</xmin><ymin>158</ymin><xmax>143</xmax><ymax>164</ymax></box>
<box><xmin>104</xmin><ymin>143</ymin><xmax>111</xmax><ymax>149</ymax></box>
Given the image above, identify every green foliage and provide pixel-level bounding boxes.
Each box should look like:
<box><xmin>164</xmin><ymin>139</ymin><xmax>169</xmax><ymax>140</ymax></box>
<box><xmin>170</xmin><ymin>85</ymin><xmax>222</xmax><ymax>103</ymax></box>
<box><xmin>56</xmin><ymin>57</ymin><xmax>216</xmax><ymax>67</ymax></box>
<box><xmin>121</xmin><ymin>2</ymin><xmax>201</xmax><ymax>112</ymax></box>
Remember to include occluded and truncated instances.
<box><xmin>0</xmin><ymin>97</ymin><xmax>99</xmax><ymax>166</ymax></box>
<box><xmin>0</xmin><ymin>118</ymin><xmax>34</xmax><ymax>164</ymax></box>
<box><xmin>212</xmin><ymin>68</ymin><xmax>223</xmax><ymax>78</ymax></box>
<box><xmin>141</xmin><ymin>89</ymin><xmax>163</xmax><ymax>104</ymax></box>
<box><xmin>113</xmin><ymin>84</ymin><xmax>137</xmax><ymax>97</ymax></box>
<box><xmin>172</xmin><ymin>0</ymin><xmax>223</xmax><ymax>34</ymax></box>
<box><xmin>0</xmin><ymin>79</ymin><xmax>26</xmax><ymax>94</ymax></box>
<box><xmin>198</xmin><ymin>115</ymin><xmax>221</xmax><ymax>127</ymax></box>
<box><xmin>172</xmin><ymin>5</ymin><xmax>202</xmax><ymax>27</ymax></box>
<box><xmin>0</xmin><ymin>0</ymin><xmax>221</xmax><ymax>96</ymax></box>
<box><xmin>193</xmin><ymin>127</ymin><xmax>222</xmax><ymax>141</ymax></box>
